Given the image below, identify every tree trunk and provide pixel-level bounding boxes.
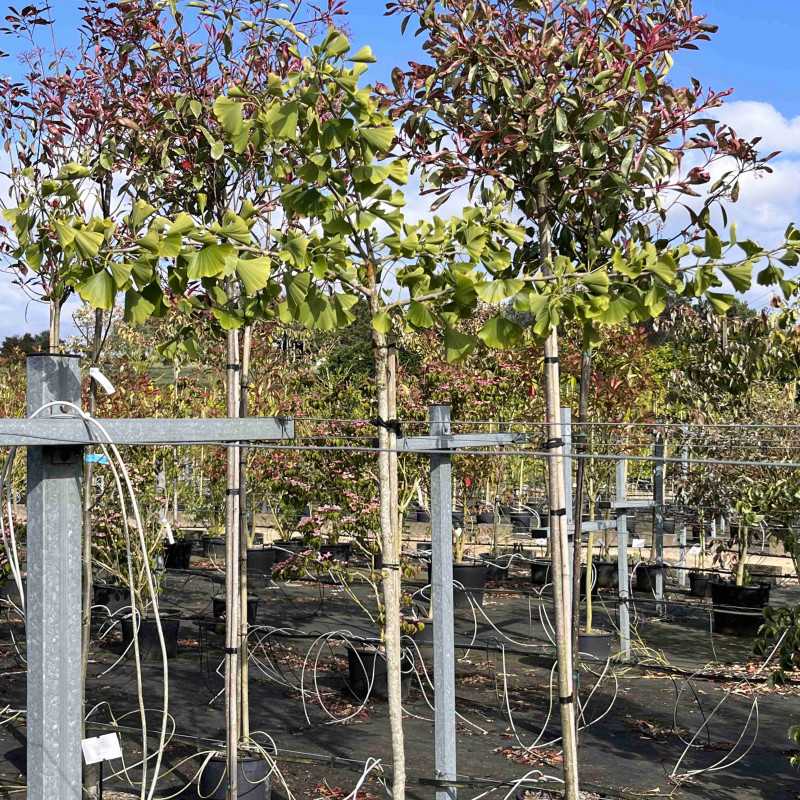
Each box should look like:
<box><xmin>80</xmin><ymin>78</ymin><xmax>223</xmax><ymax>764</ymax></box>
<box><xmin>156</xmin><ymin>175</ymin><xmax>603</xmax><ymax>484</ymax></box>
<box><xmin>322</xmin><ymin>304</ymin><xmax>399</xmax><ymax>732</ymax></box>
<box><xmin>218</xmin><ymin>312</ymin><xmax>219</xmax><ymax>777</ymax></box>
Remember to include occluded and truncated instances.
<box><xmin>538</xmin><ymin>186</ymin><xmax>580</xmax><ymax>800</ymax></box>
<box><xmin>239</xmin><ymin>325</ymin><xmax>252</xmax><ymax>741</ymax></box>
<box><xmin>371</xmin><ymin>325</ymin><xmax>405</xmax><ymax>800</ymax></box>
<box><xmin>225</xmin><ymin>329</ymin><xmax>241</xmax><ymax>800</ymax></box>
<box><xmin>736</xmin><ymin>526</ymin><xmax>749</xmax><ymax>587</ymax></box>
<box><xmin>49</xmin><ymin>298</ymin><xmax>62</xmax><ymax>352</ymax></box>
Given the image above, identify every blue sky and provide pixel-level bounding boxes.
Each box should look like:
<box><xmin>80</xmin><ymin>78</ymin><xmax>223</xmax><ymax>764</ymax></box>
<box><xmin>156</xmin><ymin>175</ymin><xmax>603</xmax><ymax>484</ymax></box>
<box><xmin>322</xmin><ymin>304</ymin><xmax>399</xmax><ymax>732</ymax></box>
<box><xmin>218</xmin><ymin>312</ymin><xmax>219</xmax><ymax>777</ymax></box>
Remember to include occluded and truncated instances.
<box><xmin>1</xmin><ymin>1</ymin><xmax>798</xmax><ymax>338</ymax></box>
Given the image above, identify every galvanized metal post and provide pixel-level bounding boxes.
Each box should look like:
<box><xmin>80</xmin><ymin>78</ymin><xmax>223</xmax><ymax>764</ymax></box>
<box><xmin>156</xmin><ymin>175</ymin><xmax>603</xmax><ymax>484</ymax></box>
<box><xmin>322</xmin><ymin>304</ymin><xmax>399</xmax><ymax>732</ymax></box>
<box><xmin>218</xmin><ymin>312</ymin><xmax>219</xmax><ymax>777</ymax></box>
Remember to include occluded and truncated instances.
<box><xmin>678</xmin><ymin>427</ymin><xmax>689</xmax><ymax>588</ymax></box>
<box><xmin>652</xmin><ymin>434</ymin><xmax>665</xmax><ymax>609</ymax></box>
<box><xmin>26</xmin><ymin>353</ymin><xmax>83</xmax><ymax>800</ymax></box>
<box><xmin>560</xmin><ymin>408</ymin><xmax>573</xmax><ymax>587</ymax></box>
<box><xmin>615</xmin><ymin>459</ymin><xmax>630</xmax><ymax>662</ymax></box>
<box><xmin>429</xmin><ymin>405</ymin><xmax>457</xmax><ymax>800</ymax></box>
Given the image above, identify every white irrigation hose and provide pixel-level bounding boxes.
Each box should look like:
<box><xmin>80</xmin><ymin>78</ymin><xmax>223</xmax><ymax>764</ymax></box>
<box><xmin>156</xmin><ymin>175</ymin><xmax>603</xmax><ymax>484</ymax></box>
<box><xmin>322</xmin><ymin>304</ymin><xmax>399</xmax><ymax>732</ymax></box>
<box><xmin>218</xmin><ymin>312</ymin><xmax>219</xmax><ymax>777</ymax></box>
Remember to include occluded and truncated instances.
<box><xmin>670</xmin><ymin>628</ymin><xmax>789</xmax><ymax>782</ymax></box>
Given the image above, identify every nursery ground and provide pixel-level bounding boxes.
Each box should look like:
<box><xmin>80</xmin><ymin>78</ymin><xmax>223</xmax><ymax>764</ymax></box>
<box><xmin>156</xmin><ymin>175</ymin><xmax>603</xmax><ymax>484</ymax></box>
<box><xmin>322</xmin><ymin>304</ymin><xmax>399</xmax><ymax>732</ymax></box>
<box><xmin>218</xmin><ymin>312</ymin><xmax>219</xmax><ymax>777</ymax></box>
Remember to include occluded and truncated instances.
<box><xmin>0</xmin><ymin>560</ymin><xmax>798</xmax><ymax>800</ymax></box>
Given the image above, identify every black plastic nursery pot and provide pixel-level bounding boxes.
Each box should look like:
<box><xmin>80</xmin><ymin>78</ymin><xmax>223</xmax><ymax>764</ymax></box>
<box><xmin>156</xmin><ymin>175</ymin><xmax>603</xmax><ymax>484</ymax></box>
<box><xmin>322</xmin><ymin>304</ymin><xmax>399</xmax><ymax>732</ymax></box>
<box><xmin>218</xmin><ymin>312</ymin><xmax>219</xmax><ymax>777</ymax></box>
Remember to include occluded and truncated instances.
<box><xmin>510</xmin><ymin>510</ymin><xmax>532</xmax><ymax>532</ymax></box>
<box><xmin>345</xmin><ymin>646</ymin><xmax>412</xmax><ymax>702</ymax></box>
<box><xmin>482</xmin><ymin>552</ymin><xmax>512</xmax><ymax>580</ymax></box>
<box><xmin>93</xmin><ymin>582</ymin><xmax>128</xmax><ymax>613</ymax></box>
<box><xmin>268</xmin><ymin>541</ymin><xmax>303</xmax><ymax>565</ymax></box>
<box><xmin>164</xmin><ymin>540</ymin><xmax>193</xmax><ymax>570</ymax></box>
<box><xmin>577</xmin><ymin>630</ymin><xmax>615</xmax><ymax>662</ymax></box>
<box><xmin>120</xmin><ymin>615</ymin><xmax>180</xmax><ymax>660</ymax></box>
<box><xmin>203</xmin><ymin>536</ymin><xmax>226</xmax><ymax>560</ymax></box>
<box><xmin>427</xmin><ymin>563</ymin><xmax>489</xmax><ymax>609</ymax></box>
<box><xmin>592</xmin><ymin>560</ymin><xmax>619</xmax><ymax>591</ymax></box>
<box><xmin>212</xmin><ymin>595</ymin><xmax>259</xmax><ymax>626</ymax></box>
<box><xmin>634</xmin><ymin>563</ymin><xmax>666</xmax><ymax>593</ymax></box>
<box><xmin>246</xmin><ymin>548</ymin><xmax>275</xmax><ymax>586</ymax></box>
<box><xmin>416</xmin><ymin>508</ymin><xmax>432</xmax><ymax>523</ymax></box>
<box><xmin>0</xmin><ymin>577</ymin><xmax>25</xmax><ymax>608</ymax></box>
<box><xmin>415</xmin><ymin>541</ymin><xmax>432</xmax><ymax>552</ymax></box>
<box><xmin>318</xmin><ymin>542</ymin><xmax>351</xmax><ymax>563</ymax></box>
<box><xmin>198</xmin><ymin>755</ymin><xmax>271</xmax><ymax>800</ymax></box>
<box><xmin>688</xmin><ymin>570</ymin><xmax>720</xmax><ymax>598</ymax></box>
<box><xmin>530</xmin><ymin>560</ymin><xmax>552</xmax><ymax>586</ymax></box>
<box><xmin>451</xmin><ymin>510</ymin><xmax>465</xmax><ymax>528</ymax></box>
<box><xmin>476</xmin><ymin>510</ymin><xmax>496</xmax><ymax>525</ymax></box>
<box><xmin>711</xmin><ymin>581</ymin><xmax>770</xmax><ymax>637</ymax></box>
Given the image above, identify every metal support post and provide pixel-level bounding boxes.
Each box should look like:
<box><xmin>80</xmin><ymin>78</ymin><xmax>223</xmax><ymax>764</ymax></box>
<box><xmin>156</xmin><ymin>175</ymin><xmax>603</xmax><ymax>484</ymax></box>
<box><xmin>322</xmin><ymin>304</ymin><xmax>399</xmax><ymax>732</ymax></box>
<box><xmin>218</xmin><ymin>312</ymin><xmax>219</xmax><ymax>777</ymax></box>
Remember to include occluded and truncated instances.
<box><xmin>616</xmin><ymin>459</ymin><xmax>630</xmax><ymax>662</ymax></box>
<box><xmin>429</xmin><ymin>405</ymin><xmax>457</xmax><ymax>800</ymax></box>
<box><xmin>678</xmin><ymin>427</ymin><xmax>689</xmax><ymax>588</ymax></box>
<box><xmin>652</xmin><ymin>434</ymin><xmax>665</xmax><ymax>610</ymax></box>
<box><xmin>26</xmin><ymin>353</ymin><xmax>83</xmax><ymax>800</ymax></box>
<box><xmin>560</xmin><ymin>408</ymin><xmax>573</xmax><ymax>586</ymax></box>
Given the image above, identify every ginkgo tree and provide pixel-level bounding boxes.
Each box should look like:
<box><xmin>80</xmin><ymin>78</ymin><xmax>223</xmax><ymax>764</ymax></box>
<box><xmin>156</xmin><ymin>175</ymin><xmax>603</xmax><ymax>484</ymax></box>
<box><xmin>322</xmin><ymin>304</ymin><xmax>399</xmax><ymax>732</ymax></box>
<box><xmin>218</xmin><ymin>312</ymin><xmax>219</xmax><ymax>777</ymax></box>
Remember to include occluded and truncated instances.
<box><xmin>203</xmin><ymin>31</ymin><xmax>523</xmax><ymax>800</ymax></box>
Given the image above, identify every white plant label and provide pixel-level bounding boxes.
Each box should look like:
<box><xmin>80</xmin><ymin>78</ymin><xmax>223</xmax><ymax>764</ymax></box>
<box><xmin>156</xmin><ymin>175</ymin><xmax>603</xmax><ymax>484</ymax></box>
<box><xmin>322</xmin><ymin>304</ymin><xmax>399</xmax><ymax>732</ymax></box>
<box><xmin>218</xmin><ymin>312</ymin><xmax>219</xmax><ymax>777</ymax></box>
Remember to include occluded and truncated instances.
<box><xmin>532</xmin><ymin>538</ymin><xmax>548</xmax><ymax>546</ymax></box>
<box><xmin>688</xmin><ymin>545</ymin><xmax>701</xmax><ymax>556</ymax></box>
<box><xmin>631</xmin><ymin>538</ymin><xmax>646</xmax><ymax>549</ymax></box>
<box><xmin>81</xmin><ymin>733</ymin><xmax>122</xmax><ymax>765</ymax></box>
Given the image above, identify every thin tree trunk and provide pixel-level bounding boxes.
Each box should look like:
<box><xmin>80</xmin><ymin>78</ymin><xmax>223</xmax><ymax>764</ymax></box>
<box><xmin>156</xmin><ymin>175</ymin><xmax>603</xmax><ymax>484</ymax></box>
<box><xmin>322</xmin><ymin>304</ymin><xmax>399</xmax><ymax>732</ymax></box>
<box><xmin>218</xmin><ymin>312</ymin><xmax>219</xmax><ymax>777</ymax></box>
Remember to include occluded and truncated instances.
<box><xmin>49</xmin><ymin>299</ymin><xmax>62</xmax><ymax>352</ymax></box>
<box><xmin>225</xmin><ymin>329</ymin><xmax>241</xmax><ymax>800</ymax></box>
<box><xmin>537</xmin><ymin>185</ymin><xmax>580</xmax><ymax>800</ymax></box>
<box><xmin>736</xmin><ymin>526</ymin><xmax>748</xmax><ymax>587</ymax></box>
<box><xmin>571</xmin><ymin>346</ymin><xmax>592</xmax><ymax>700</ymax></box>
<box><xmin>372</xmin><ymin>324</ymin><xmax>405</xmax><ymax>800</ymax></box>
<box><xmin>239</xmin><ymin>325</ymin><xmax>252</xmax><ymax>741</ymax></box>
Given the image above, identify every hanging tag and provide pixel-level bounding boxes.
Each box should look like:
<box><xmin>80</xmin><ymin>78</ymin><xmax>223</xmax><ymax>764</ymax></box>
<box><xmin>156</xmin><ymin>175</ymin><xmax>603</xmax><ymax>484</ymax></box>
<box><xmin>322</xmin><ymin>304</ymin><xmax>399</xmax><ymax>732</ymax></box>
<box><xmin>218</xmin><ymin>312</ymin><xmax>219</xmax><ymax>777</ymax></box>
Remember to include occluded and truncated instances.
<box><xmin>532</xmin><ymin>538</ymin><xmax>548</xmax><ymax>546</ymax></box>
<box><xmin>82</xmin><ymin>733</ymin><xmax>122</xmax><ymax>765</ymax></box>
<box><xmin>631</xmin><ymin>538</ymin><xmax>645</xmax><ymax>549</ymax></box>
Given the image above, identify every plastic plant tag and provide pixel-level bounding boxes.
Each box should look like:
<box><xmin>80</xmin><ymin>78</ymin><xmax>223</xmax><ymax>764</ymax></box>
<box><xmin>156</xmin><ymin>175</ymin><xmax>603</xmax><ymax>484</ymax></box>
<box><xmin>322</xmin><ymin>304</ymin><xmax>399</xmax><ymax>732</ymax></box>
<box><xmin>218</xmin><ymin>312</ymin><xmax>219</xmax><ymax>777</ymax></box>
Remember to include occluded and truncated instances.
<box><xmin>631</xmin><ymin>538</ymin><xmax>646</xmax><ymax>549</ymax></box>
<box><xmin>688</xmin><ymin>545</ymin><xmax>701</xmax><ymax>556</ymax></box>
<box><xmin>81</xmin><ymin>733</ymin><xmax>122</xmax><ymax>765</ymax></box>
<box><xmin>85</xmin><ymin>453</ymin><xmax>110</xmax><ymax>465</ymax></box>
<box><xmin>532</xmin><ymin>538</ymin><xmax>548</xmax><ymax>546</ymax></box>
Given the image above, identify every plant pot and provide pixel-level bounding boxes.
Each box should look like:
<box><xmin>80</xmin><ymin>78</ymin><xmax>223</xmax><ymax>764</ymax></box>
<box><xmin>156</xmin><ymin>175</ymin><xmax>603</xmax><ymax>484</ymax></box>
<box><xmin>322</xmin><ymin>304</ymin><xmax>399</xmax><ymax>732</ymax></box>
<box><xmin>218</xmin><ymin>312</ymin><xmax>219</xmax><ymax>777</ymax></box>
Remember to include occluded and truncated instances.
<box><xmin>213</xmin><ymin>596</ymin><xmax>259</xmax><ymax>625</ymax></box>
<box><xmin>345</xmin><ymin>646</ymin><xmax>412</xmax><ymax>702</ymax></box>
<box><xmin>416</xmin><ymin>508</ymin><xmax>431</xmax><ymax>523</ymax></box>
<box><xmin>476</xmin><ymin>510</ymin><xmax>496</xmax><ymax>525</ymax></box>
<box><xmin>415</xmin><ymin>541</ymin><xmax>432</xmax><ymax>552</ymax></box>
<box><xmin>530</xmin><ymin>560</ymin><xmax>552</xmax><ymax>586</ymax></box>
<box><xmin>93</xmin><ymin>582</ymin><xmax>128</xmax><ymax>614</ymax></box>
<box><xmin>269</xmin><ymin>541</ymin><xmax>302</xmax><ymax>564</ymax></box>
<box><xmin>711</xmin><ymin>581</ymin><xmax>770</xmax><ymax>637</ymax></box>
<box><xmin>482</xmin><ymin>552</ymin><xmax>512</xmax><ymax>580</ymax></box>
<box><xmin>510</xmin><ymin>510</ymin><xmax>532</xmax><ymax>533</ymax></box>
<box><xmin>634</xmin><ymin>564</ymin><xmax>666</xmax><ymax>593</ymax></box>
<box><xmin>165</xmin><ymin>540</ymin><xmax>193</xmax><ymax>570</ymax></box>
<box><xmin>247</xmin><ymin>548</ymin><xmax>275</xmax><ymax>583</ymax></box>
<box><xmin>451</xmin><ymin>511</ymin><xmax>465</xmax><ymax>528</ymax></box>
<box><xmin>689</xmin><ymin>571</ymin><xmax>719</xmax><ymax>598</ymax></box>
<box><xmin>121</xmin><ymin>615</ymin><xmax>180</xmax><ymax>660</ymax></box>
<box><xmin>318</xmin><ymin>542</ymin><xmax>351</xmax><ymax>563</ymax></box>
<box><xmin>198</xmin><ymin>755</ymin><xmax>271</xmax><ymax>800</ymax></box>
<box><xmin>0</xmin><ymin>577</ymin><xmax>25</xmax><ymax>607</ymax></box>
<box><xmin>203</xmin><ymin>536</ymin><xmax>225</xmax><ymax>560</ymax></box>
<box><xmin>427</xmin><ymin>563</ymin><xmax>488</xmax><ymax>608</ymax></box>
<box><xmin>578</xmin><ymin>630</ymin><xmax>614</xmax><ymax>662</ymax></box>
<box><xmin>592</xmin><ymin>560</ymin><xmax>618</xmax><ymax>591</ymax></box>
